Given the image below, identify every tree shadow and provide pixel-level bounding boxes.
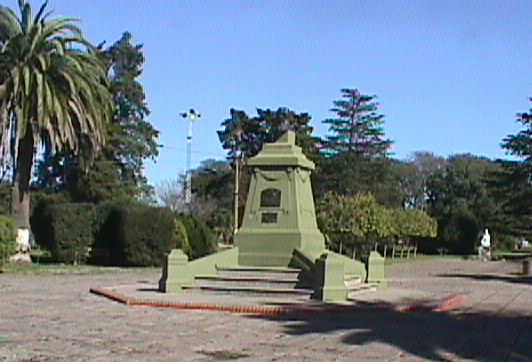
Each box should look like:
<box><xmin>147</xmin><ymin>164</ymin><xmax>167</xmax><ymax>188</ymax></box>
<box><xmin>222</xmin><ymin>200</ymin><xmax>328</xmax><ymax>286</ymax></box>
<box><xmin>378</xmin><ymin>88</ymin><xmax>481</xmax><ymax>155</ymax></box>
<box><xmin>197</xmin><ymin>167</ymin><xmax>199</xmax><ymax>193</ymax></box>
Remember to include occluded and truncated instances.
<box><xmin>248</xmin><ymin>301</ymin><xmax>532</xmax><ymax>361</ymax></box>
<box><xmin>436</xmin><ymin>273</ymin><xmax>532</xmax><ymax>285</ymax></box>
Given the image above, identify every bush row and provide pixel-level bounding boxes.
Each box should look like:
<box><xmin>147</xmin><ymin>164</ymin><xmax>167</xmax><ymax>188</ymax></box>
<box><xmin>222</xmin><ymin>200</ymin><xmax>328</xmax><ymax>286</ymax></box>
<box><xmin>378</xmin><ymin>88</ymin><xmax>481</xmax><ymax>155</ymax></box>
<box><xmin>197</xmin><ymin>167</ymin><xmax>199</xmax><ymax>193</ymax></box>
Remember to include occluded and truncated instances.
<box><xmin>0</xmin><ymin>215</ymin><xmax>17</xmax><ymax>268</ymax></box>
<box><xmin>31</xmin><ymin>202</ymin><xmax>217</xmax><ymax>266</ymax></box>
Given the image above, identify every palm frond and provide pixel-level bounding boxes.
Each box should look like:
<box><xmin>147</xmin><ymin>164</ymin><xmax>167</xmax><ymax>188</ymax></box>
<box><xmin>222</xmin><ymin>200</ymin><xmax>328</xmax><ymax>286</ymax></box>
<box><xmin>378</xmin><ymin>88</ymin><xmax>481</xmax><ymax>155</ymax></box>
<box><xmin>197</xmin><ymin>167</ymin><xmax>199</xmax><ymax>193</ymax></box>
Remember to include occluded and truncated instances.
<box><xmin>0</xmin><ymin>0</ymin><xmax>114</xmax><ymax>171</ymax></box>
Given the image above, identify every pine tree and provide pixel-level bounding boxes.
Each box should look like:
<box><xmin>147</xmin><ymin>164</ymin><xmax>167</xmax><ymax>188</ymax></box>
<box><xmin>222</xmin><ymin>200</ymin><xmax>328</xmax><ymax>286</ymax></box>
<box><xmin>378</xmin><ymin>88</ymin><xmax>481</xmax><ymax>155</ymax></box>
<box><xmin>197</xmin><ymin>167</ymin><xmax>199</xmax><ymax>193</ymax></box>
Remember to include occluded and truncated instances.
<box><xmin>322</xmin><ymin>88</ymin><xmax>392</xmax><ymax>158</ymax></box>
<box><xmin>315</xmin><ymin>89</ymin><xmax>396</xmax><ymax>205</ymax></box>
<box><xmin>501</xmin><ymin>98</ymin><xmax>532</xmax><ymax>172</ymax></box>
<box><xmin>497</xmin><ymin>98</ymin><xmax>532</xmax><ymax>239</ymax></box>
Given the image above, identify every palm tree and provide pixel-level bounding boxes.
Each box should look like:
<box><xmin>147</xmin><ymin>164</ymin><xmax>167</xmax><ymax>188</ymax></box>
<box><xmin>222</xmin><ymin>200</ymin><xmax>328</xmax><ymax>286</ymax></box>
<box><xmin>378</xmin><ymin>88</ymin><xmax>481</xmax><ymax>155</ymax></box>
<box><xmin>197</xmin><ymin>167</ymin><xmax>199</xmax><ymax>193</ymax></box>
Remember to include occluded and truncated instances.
<box><xmin>0</xmin><ymin>1</ymin><xmax>113</xmax><ymax>228</ymax></box>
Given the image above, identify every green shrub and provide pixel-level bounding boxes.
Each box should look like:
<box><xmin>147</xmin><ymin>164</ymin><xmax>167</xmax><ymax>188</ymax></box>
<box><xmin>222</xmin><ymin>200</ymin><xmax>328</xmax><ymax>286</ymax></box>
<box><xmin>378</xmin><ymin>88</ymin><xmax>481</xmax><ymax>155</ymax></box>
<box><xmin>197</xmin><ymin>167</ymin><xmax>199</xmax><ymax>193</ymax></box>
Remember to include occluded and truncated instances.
<box><xmin>0</xmin><ymin>215</ymin><xmax>17</xmax><ymax>268</ymax></box>
<box><xmin>441</xmin><ymin>208</ymin><xmax>480</xmax><ymax>254</ymax></box>
<box><xmin>111</xmin><ymin>206</ymin><xmax>176</xmax><ymax>266</ymax></box>
<box><xmin>179</xmin><ymin>214</ymin><xmax>217</xmax><ymax>259</ymax></box>
<box><xmin>174</xmin><ymin>218</ymin><xmax>191</xmax><ymax>255</ymax></box>
<box><xmin>0</xmin><ymin>183</ymin><xmax>11</xmax><ymax>215</ymax></box>
<box><xmin>47</xmin><ymin>203</ymin><xmax>96</xmax><ymax>264</ymax></box>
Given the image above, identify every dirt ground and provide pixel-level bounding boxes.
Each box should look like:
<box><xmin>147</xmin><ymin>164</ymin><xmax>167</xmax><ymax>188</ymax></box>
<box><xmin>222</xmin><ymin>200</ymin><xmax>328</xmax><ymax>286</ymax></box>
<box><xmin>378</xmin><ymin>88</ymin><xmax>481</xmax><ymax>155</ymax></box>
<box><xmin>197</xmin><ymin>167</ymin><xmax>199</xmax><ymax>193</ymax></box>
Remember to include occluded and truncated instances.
<box><xmin>2</xmin><ymin>258</ymin><xmax>532</xmax><ymax>362</ymax></box>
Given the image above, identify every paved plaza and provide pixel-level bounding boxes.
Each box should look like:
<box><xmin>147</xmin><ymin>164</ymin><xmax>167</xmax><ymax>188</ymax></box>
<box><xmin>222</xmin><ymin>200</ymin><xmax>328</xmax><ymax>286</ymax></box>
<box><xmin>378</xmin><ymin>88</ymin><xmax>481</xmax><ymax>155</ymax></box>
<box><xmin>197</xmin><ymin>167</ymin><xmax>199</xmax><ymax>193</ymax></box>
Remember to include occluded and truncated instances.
<box><xmin>2</xmin><ymin>258</ymin><xmax>532</xmax><ymax>361</ymax></box>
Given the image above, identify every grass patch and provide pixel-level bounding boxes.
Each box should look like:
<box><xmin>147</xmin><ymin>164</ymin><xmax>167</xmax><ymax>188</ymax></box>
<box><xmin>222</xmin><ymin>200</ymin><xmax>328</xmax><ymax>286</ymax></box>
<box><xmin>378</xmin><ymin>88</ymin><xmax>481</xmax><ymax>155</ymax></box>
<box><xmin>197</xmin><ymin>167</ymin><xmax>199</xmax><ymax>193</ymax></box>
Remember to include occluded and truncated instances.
<box><xmin>491</xmin><ymin>250</ymin><xmax>532</xmax><ymax>260</ymax></box>
<box><xmin>1</xmin><ymin>262</ymin><xmax>121</xmax><ymax>275</ymax></box>
<box><xmin>1</xmin><ymin>249</ymin><xmax>159</xmax><ymax>275</ymax></box>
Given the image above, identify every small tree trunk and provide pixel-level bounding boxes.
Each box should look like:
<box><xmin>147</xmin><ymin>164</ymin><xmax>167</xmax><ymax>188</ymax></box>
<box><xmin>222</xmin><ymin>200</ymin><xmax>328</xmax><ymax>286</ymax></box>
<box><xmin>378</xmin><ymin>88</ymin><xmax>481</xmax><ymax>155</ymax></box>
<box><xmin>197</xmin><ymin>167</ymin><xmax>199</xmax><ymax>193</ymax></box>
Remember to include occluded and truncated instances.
<box><xmin>11</xmin><ymin>130</ymin><xmax>34</xmax><ymax>229</ymax></box>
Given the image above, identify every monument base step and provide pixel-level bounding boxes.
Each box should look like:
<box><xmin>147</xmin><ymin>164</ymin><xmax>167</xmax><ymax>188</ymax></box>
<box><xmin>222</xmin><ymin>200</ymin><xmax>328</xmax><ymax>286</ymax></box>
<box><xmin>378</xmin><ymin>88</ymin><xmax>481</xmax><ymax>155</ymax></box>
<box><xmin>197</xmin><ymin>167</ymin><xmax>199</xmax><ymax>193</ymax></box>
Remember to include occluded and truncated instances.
<box><xmin>184</xmin><ymin>264</ymin><xmax>376</xmax><ymax>300</ymax></box>
<box><xmin>184</xmin><ymin>285</ymin><xmax>313</xmax><ymax>296</ymax></box>
<box><xmin>195</xmin><ymin>274</ymin><xmax>299</xmax><ymax>289</ymax></box>
<box><xmin>345</xmin><ymin>275</ymin><xmax>363</xmax><ymax>287</ymax></box>
<box><xmin>215</xmin><ymin>265</ymin><xmax>301</xmax><ymax>279</ymax></box>
<box><xmin>347</xmin><ymin>283</ymin><xmax>379</xmax><ymax>298</ymax></box>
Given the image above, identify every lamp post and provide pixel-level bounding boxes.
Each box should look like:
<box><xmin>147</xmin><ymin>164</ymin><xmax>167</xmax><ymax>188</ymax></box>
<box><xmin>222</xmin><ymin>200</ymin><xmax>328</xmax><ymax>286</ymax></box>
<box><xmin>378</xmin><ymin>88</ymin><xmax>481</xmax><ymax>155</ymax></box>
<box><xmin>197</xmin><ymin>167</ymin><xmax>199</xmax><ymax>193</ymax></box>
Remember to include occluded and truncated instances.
<box><xmin>180</xmin><ymin>109</ymin><xmax>201</xmax><ymax>212</ymax></box>
<box><xmin>233</xmin><ymin>129</ymin><xmax>242</xmax><ymax>236</ymax></box>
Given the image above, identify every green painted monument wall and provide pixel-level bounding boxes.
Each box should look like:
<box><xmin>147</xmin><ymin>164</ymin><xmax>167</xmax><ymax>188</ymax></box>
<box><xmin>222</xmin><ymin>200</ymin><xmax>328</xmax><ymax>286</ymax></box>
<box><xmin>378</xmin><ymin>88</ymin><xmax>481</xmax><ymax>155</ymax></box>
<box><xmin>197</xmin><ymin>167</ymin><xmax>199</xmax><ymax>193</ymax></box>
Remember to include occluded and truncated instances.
<box><xmin>235</xmin><ymin>131</ymin><xmax>325</xmax><ymax>266</ymax></box>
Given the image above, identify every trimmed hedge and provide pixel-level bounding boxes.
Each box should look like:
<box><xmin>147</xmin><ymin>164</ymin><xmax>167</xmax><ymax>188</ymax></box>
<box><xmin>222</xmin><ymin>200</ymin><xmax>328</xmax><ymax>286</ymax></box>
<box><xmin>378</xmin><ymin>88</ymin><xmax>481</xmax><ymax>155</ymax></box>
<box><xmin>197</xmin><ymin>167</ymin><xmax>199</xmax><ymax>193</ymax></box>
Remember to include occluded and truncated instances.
<box><xmin>47</xmin><ymin>203</ymin><xmax>96</xmax><ymax>264</ymax></box>
<box><xmin>30</xmin><ymin>199</ymin><xmax>219</xmax><ymax>266</ymax></box>
<box><xmin>31</xmin><ymin>192</ymin><xmax>72</xmax><ymax>251</ymax></box>
<box><xmin>110</xmin><ymin>206</ymin><xmax>177</xmax><ymax>266</ymax></box>
<box><xmin>0</xmin><ymin>215</ymin><xmax>17</xmax><ymax>267</ymax></box>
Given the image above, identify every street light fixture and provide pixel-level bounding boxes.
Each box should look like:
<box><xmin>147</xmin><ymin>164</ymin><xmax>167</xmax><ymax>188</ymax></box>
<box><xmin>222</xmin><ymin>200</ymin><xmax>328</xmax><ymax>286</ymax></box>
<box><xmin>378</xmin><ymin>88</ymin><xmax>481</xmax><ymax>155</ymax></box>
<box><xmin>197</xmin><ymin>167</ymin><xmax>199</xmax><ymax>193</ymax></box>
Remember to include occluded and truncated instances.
<box><xmin>180</xmin><ymin>109</ymin><xmax>201</xmax><ymax>212</ymax></box>
<box><xmin>233</xmin><ymin>128</ymin><xmax>242</xmax><ymax>236</ymax></box>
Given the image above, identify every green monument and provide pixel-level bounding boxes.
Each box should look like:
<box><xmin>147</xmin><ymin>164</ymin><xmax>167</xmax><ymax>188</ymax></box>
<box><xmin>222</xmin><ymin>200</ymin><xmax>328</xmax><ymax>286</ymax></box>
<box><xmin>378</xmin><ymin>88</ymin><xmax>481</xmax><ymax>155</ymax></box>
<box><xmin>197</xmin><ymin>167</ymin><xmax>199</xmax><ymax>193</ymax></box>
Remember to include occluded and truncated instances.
<box><xmin>235</xmin><ymin>131</ymin><xmax>325</xmax><ymax>266</ymax></box>
<box><xmin>159</xmin><ymin>130</ymin><xmax>385</xmax><ymax>301</ymax></box>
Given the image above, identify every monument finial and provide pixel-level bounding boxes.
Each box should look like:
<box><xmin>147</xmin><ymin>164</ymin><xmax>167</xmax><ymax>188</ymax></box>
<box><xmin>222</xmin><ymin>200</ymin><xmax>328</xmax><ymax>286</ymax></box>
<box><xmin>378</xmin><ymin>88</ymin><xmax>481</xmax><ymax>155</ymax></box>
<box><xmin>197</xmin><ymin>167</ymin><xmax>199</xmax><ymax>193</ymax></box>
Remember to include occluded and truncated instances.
<box><xmin>278</xmin><ymin>130</ymin><xmax>296</xmax><ymax>144</ymax></box>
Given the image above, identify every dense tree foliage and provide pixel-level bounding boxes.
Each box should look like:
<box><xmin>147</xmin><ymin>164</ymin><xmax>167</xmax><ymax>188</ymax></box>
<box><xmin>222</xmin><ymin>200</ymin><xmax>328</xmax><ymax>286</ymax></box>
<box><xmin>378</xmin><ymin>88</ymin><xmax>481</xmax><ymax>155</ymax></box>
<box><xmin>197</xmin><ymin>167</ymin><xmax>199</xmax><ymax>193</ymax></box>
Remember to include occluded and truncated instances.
<box><xmin>425</xmin><ymin>154</ymin><xmax>502</xmax><ymax>252</ymax></box>
<box><xmin>501</xmin><ymin>98</ymin><xmax>532</xmax><ymax>168</ymax></box>
<box><xmin>316</xmin><ymin>156</ymin><xmax>403</xmax><ymax>208</ymax></box>
<box><xmin>317</xmin><ymin>192</ymin><xmax>436</xmax><ymax>257</ymax></box>
<box><xmin>394</xmin><ymin>152</ymin><xmax>446</xmax><ymax>210</ymax></box>
<box><xmin>497</xmin><ymin>98</ymin><xmax>532</xmax><ymax>241</ymax></box>
<box><xmin>316</xmin><ymin>88</ymin><xmax>399</xmax><ymax>207</ymax></box>
<box><xmin>218</xmin><ymin>107</ymin><xmax>320</xmax><ymax>162</ymax></box>
<box><xmin>35</xmin><ymin>32</ymin><xmax>159</xmax><ymax>203</ymax></box>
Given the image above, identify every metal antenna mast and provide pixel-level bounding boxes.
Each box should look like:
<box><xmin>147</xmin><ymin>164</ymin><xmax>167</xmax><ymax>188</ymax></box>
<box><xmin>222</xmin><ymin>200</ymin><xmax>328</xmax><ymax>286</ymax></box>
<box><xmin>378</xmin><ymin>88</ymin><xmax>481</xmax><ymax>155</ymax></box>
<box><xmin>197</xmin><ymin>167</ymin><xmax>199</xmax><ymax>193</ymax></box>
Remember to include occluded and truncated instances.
<box><xmin>180</xmin><ymin>109</ymin><xmax>201</xmax><ymax>212</ymax></box>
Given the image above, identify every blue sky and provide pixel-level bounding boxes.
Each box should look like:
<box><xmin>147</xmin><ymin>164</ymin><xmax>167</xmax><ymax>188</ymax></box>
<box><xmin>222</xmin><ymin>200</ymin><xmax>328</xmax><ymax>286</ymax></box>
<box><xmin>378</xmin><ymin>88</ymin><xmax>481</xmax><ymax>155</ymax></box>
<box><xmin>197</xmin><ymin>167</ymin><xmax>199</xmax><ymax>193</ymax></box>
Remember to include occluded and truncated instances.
<box><xmin>28</xmin><ymin>1</ymin><xmax>532</xmax><ymax>185</ymax></box>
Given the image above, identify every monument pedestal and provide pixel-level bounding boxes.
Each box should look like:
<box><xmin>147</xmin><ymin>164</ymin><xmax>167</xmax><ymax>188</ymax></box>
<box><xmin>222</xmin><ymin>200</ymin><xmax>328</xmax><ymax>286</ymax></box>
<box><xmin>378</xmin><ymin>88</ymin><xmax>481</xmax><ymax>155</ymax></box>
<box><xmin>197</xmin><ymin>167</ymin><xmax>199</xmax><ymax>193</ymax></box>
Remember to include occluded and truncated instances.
<box><xmin>235</xmin><ymin>131</ymin><xmax>325</xmax><ymax>266</ymax></box>
<box><xmin>160</xmin><ymin>131</ymin><xmax>382</xmax><ymax>302</ymax></box>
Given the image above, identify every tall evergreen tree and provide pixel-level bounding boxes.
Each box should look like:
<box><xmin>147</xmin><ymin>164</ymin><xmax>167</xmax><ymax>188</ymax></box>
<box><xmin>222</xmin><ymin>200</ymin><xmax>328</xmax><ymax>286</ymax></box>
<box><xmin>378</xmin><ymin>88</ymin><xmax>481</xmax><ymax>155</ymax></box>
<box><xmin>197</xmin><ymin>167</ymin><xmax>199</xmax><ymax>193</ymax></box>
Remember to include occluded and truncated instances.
<box><xmin>103</xmin><ymin>32</ymin><xmax>159</xmax><ymax>192</ymax></box>
<box><xmin>35</xmin><ymin>32</ymin><xmax>159</xmax><ymax>203</ymax></box>
<box><xmin>497</xmin><ymin>98</ymin><xmax>532</xmax><ymax>239</ymax></box>
<box><xmin>322</xmin><ymin>88</ymin><xmax>392</xmax><ymax>158</ymax></box>
<box><xmin>501</xmin><ymin>98</ymin><xmax>532</xmax><ymax>173</ymax></box>
<box><xmin>317</xmin><ymin>89</ymin><xmax>396</xmax><ymax>205</ymax></box>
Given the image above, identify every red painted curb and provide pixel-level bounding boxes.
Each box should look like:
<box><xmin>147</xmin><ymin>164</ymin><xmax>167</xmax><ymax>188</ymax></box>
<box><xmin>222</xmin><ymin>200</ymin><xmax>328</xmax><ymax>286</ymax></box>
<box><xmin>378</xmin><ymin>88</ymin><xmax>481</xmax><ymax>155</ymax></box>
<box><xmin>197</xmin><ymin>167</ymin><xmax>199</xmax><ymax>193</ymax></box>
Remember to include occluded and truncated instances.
<box><xmin>90</xmin><ymin>287</ymin><xmax>466</xmax><ymax>316</ymax></box>
<box><xmin>90</xmin><ymin>287</ymin><xmax>299</xmax><ymax>315</ymax></box>
<box><xmin>90</xmin><ymin>287</ymin><xmax>130</xmax><ymax>304</ymax></box>
<box><xmin>433</xmin><ymin>295</ymin><xmax>466</xmax><ymax>312</ymax></box>
<box><xmin>395</xmin><ymin>295</ymin><xmax>466</xmax><ymax>313</ymax></box>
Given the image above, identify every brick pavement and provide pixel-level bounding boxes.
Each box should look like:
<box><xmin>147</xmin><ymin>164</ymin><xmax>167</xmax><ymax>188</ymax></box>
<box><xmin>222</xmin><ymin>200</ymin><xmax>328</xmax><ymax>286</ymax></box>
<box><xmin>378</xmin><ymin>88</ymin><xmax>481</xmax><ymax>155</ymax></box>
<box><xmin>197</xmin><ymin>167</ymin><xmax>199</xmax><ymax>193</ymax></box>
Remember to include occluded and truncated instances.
<box><xmin>1</xmin><ymin>258</ymin><xmax>532</xmax><ymax>361</ymax></box>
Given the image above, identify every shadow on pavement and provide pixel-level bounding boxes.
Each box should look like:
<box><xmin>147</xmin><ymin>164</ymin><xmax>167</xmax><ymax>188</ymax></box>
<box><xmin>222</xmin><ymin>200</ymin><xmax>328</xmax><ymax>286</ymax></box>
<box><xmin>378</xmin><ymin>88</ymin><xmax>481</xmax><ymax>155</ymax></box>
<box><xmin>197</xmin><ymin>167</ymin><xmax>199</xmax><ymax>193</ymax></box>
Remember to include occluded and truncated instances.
<box><xmin>247</xmin><ymin>301</ymin><xmax>532</xmax><ymax>361</ymax></box>
<box><xmin>436</xmin><ymin>273</ymin><xmax>532</xmax><ymax>285</ymax></box>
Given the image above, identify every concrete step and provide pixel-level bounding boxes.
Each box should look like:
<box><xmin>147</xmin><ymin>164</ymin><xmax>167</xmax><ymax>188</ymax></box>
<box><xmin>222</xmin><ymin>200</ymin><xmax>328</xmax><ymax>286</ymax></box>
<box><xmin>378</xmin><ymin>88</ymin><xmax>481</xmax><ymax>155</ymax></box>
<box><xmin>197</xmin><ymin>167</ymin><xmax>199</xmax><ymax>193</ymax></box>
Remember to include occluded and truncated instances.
<box><xmin>195</xmin><ymin>274</ymin><xmax>299</xmax><ymax>289</ymax></box>
<box><xmin>184</xmin><ymin>284</ymin><xmax>313</xmax><ymax>296</ymax></box>
<box><xmin>216</xmin><ymin>265</ymin><xmax>301</xmax><ymax>279</ymax></box>
<box><xmin>344</xmin><ymin>275</ymin><xmax>363</xmax><ymax>287</ymax></box>
<box><xmin>347</xmin><ymin>283</ymin><xmax>379</xmax><ymax>299</ymax></box>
